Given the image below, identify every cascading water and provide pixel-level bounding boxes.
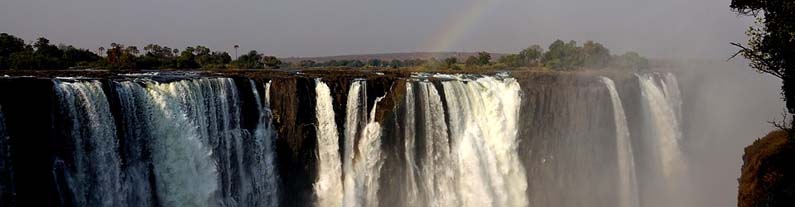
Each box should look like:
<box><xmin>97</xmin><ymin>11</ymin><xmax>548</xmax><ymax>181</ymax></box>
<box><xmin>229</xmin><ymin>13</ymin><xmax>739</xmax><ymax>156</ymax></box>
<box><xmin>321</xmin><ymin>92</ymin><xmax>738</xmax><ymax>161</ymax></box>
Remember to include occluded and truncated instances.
<box><xmin>601</xmin><ymin>77</ymin><xmax>639</xmax><ymax>207</ymax></box>
<box><xmin>54</xmin><ymin>81</ymin><xmax>125</xmax><ymax>207</ymax></box>
<box><xmin>637</xmin><ymin>73</ymin><xmax>690</xmax><ymax>207</ymax></box>
<box><xmin>342</xmin><ymin>81</ymin><xmax>386</xmax><ymax>207</ymax></box>
<box><xmin>0</xmin><ymin>72</ymin><xmax>692</xmax><ymax>207</ymax></box>
<box><xmin>314</xmin><ymin>79</ymin><xmax>344</xmax><ymax>207</ymax></box>
<box><xmin>416</xmin><ymin>81</ymin><xmax>457</xmax><ymax>207</ymax></box>
<box><xmin>637</xmin><ymin>74</ymin><xmax>686</xmax><ymax>179</ymax></box>
<box><xmin>247</xmin><ymin>80</ymin><xmax>280</xmax><ymax>207</ymax></box>
<box><xmin>441</xmin><ymin>76</ymin><xmax>528</xmax><ymax>207</ymax></box>
<box><xmin>141</xmin><ymin>80</ymin><xmax>220</xmax><ymax>207</ymax></box>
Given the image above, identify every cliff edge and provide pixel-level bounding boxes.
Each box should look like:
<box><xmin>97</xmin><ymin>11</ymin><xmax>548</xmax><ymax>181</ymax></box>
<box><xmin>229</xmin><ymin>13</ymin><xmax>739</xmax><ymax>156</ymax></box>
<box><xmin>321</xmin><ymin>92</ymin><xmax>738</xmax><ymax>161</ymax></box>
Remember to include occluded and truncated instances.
<box><xmin>739</xmin><ymin>130</ymin><xmax>795</xmax><ymax>207</ymax></box>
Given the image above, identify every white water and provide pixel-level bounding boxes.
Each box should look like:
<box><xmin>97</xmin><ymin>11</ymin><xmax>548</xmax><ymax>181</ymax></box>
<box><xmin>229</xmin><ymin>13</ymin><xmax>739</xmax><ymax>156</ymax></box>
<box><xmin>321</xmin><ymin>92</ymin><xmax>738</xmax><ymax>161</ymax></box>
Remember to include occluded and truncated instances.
<box><xmin>601</xmin><ymin>77</ymin><xmax>639</xmax><ymax>207</ymax></box>
<box><xmin>113</xmin><ymin>81</ymin><xmax>155</xmax><ymax>207</ymax></box>
<box><xmin>441</xmin><ymin>76</ymin><xmax>528</xmax><ymax>207</ymax></box>
<box><xmin>336</xmin><ymin>81</ymin><xmax>387</xmax><ymax>207</ymax></box>
<box><xmin>342</xmin><ymin>82</ymin><xmax>363</xmax><ymax>207</ymax></box>
<box><xmin>249</xmin><ymin>80</ymin><xmax>280</xmax><ymax>206</ymax></box>
<box><xmin>402</xmin><ymin>83</ymin><xmax>421</xmax><ymax>207</ymax></box>
<box><xmin>417</xmin><ymin>81</ymin><xmax>458</xmax><ymax>207</ymax></box>
<box><xmin>314</xmin><ymin>80</ymin><xmax>344</xmax><ymax>207</ymax></box>
<box><xmin>637</xmin><ymin>73</ymin><xmax>691</xmax><ymax>206</ymax></box>
<box><xmin>55</xmin><ymin>81</ymin><xmax>125</xmax><ymax>207</ymax></box>
<box><xmin>637</xmin><ymin>74</ymin><xmax>686</xmax><ymax>179</ymax></box>
<box><xmin>143</xmin><ymin>80</ymin><xmax>220</xmax><ymax>207</ymax></box>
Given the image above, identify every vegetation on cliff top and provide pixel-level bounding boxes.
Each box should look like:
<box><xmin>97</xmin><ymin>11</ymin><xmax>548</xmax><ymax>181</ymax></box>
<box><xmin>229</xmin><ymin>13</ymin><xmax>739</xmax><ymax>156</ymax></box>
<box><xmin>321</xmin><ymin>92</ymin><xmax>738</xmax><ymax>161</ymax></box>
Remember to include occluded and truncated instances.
<box><xmin>0</xmin><ymin>33</ymin><xmax>648</xmax><ymax>72</ymax></box>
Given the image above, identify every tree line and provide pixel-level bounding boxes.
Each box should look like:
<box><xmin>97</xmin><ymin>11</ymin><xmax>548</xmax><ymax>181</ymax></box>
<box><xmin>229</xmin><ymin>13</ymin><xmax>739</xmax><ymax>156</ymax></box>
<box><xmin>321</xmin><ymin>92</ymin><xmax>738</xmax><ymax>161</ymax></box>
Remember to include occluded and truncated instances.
<box><xmin>1</xmin><ymin>33</ymin><xmax>649</xmax><ymax>71</ymax></box>
<box><xmin>0</xmin><ymin>33</ymin><xmax>281</xmax><ymax>70</ymax></box>
<box><xmin>295</xmin><ymin>40</ymin><xmax>649</xmax><ymax>71</ymax></box>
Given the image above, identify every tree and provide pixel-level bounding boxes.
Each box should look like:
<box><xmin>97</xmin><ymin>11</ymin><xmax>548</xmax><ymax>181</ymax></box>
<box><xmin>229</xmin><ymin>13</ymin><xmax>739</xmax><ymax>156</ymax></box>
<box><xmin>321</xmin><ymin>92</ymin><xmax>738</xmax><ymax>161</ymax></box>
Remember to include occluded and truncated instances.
<box><xmin>497</xmin><ymin>54</ymin><xmax>521</xmax><ymax>67</ymax></box>
<box><xmin>443</xmin><ymin>57</ymin><xmax>457</xmax><ymax>69</ymax></box>
<box><xmin>731</xmin><ymin>0</ymin><xmax>795</xmax><ymax>117</ymax></box>
<box><xmin>581</xmin><ymin>41</ymin><xmax>611</xmax><ymax>68</ymax></box>
<box><xmin>519</xmin><ymin>45</ymin><xmax>543</xmax><ymax>66</ymax></box>
<box><xmin>367</xmin><ymin>59</ymin><xmax>383</xmax><ymax>67</ymax></box>
<box><xmin>610</xmin><ymin>52</ymin><xmax>649</xmax><ymax>71</ymax></box>
<box><xmin>0</xmin><ymin>33</ymin><xmax>26</xmax><ymax>69</ymax></box>
<box><xmin>542</xmin><ymin>40</ymin><xmax>583</xmax><ymax>70</ymax></box>
<box><xmin>233</xmin><ymin>44</ymin><xmax>239</xmax><ymax>59</ymax></box>
<box><xmin>232</xmin><ymin>50</ymin><xmax>264</xmax><ymax>69</ymax></box>
<box><xmin>176</xmin><ymin>46</ymin><xmax>199</xmax><ymax>69</ymax></box>
<box><xmin>476</xmin><ymin>52</ymin><xmax>491</xmax><ymax>65</ymax></box>
<box><xmin>389</xmin><ymin>59</ymin><xmax>402</xmax><ymax>68</ymax></box>
<box><xmin>61</xmin><ymin>46</ymin><xmax>100</xmax><ymax>68</ymax></box>
<box><xmin>263</xmin><ymin>56</ymin><xmax>281</xmax><ymax>69</ymax></box>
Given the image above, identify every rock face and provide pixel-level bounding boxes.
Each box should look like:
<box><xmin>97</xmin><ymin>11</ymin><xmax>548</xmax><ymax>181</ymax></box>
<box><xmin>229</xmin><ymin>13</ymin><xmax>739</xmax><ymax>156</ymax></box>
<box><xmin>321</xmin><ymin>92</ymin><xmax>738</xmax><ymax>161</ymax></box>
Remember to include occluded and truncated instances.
<box><xmin>739</xmin><ymin>130</ymin><xmax>795</xmax><ymax>207</ymax></box>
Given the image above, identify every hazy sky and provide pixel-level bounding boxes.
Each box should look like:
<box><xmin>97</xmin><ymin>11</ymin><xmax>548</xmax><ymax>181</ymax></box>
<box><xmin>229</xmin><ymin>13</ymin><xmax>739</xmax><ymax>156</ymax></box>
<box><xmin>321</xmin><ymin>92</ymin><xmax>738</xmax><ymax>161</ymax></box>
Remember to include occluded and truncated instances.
<box><xmin>0</xmin><ymin>0</ymin><xmax>751</xmax><ymax>59</ymax></box>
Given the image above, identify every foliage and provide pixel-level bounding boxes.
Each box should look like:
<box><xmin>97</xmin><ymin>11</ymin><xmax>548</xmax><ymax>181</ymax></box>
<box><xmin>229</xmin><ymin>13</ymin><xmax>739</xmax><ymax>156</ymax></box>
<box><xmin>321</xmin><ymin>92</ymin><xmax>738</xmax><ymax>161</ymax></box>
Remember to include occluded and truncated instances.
<box><xmin>542</xmin><ymin>40</ymin><xmax>583</xmax><ymax>70</ymax></box>
<box><xmin>0</xmin><ymin>33</ymin><xmax>278</xmax><ymax>70</ymax></box>
<box><xmin>232</xmin><ymin>50</ymin><xmax>265</xmax><ymax>69</ymax></box>
<box><xmin>0</xmin><ymin>33</ymin><xmax>654</xmax><ymax>72</ymax></box>
<box><xmin>730</xmin><ymin>0</ymin><xmax>795</xmax><ymax>114</ymax></box>
<box><xmin>609</xmin><ymin>52</ymin><xmax>649</xmax><ymax>71</ymax></box>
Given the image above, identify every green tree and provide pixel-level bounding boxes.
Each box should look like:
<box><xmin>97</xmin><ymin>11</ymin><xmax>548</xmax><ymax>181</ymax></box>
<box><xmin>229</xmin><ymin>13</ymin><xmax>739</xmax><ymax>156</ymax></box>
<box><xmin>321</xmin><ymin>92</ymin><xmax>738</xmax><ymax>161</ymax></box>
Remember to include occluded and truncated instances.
<box><xmin>519</xmin><ymin>45</ymin><xmax>543</xmax><ymax>66</ymax></box>
<box><xmin>542</xmin><ymin>40</ymin><xmax>583</xmax><ymax>70</ymax></box>
<box><xmin>476</xmin><ymin>52</ymin><xmax>491</xmax><ymax>65</ymax></box>
<box><xmin>263</xmin><ymin>56</ymin><xmax>281</xmax><ymax>69</ymax></box>
<box><xmin>581</xmin><ymin>41</ymin><xmax>611</xmax><ymax>69</ymax></box>
<box><xmin>176</xmin><ymin>46</ymin><xmax>199</xmax><ymax>69</ymax></box>
<box><xmin>497</xmin><ymin>54</ymin><xmax>521</xmax><ymax>67</ymax></box>
<box><xmin>610</xmin><ymin>52</ymin><xmax>649</xmax><ymax>71</ymax></box>
<box><xmin>299</xmin><ymin>60</ymin><xmax>316</xmax><ymax>68</ymax></box>
<box><xmin>389</xmin><ymin>59</ymin><xmax>402</xmax><ymax>68</ymax></box>
<box><xmin>232</xmin><ymin>50</ymin><xmax>264</xmax><ymax>69</ymax></box>
<box><xmin>443</xmin><ymin>57</ymin><xmax>458</xmax><ymax>69</ymax></box>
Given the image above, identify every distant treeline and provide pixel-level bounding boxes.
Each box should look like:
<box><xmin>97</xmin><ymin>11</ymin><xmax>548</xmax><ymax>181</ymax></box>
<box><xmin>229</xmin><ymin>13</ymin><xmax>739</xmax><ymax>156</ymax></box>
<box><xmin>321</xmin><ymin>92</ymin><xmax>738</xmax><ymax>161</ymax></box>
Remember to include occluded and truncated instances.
<box><xmin>0</xmin><ymin>33</ymin><xmax>649</xmax><ymax>71</ymax></box>
<box><xmin>0</xmin><ymin>33</ymin><xmax>280</xmax><ymax>70</ymax></box>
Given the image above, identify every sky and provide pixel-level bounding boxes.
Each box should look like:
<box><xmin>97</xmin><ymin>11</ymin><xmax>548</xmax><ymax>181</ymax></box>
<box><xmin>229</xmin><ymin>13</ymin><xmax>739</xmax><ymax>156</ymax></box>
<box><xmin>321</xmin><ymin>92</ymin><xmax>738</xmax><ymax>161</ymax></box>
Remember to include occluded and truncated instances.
<box><xmin>0</xmin><ymin>0</ymin><xmax>752</xmax><ymax>59</ymax></box>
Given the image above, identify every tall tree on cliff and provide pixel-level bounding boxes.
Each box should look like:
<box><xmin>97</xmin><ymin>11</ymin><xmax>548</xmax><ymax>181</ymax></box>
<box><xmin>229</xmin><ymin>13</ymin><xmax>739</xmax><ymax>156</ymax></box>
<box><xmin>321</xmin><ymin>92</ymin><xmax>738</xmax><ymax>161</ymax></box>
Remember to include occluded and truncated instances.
<box><xmin>731</xmin><ymin>0</ymin><xmax>795</xmax><ymax>131</ymax></box>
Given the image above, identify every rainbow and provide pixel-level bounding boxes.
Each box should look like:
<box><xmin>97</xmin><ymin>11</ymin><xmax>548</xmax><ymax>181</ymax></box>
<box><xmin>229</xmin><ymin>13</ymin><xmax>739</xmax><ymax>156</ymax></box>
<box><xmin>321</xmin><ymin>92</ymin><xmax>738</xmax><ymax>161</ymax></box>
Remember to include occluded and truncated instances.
<box><xmin>425</xmin><ymin>0</ymin><xmax>500</xmax><ymax>52</ymax></box>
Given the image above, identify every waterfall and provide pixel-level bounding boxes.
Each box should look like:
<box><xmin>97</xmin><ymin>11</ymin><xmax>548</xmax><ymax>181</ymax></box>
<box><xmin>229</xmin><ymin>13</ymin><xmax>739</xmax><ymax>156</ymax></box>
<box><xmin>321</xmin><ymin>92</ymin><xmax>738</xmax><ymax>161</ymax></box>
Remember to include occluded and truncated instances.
<box><xmin>402</xmin><ymin>83</ymin><xmax>420</xmax><ymax>207</ymax></box>
<box><xmin>142</xmin><ymin>79</ymin><xmax>220</xmax><ymax>207</ymax></box>
<box><xmin>637</xmin><ymin>73</ymin><xmax>690</xmax><ymax>207</ymax></box>
<box><xmin>637</xmin><ymin>74</ymin><xmax>686</xmax><ymax>179</ymax></box>
<box><xmin>601</xmin><ymin>77</ymin><xmax>639</xmax><ymax>207</ymax></box>
<box><xmin>113</xmin><ymin>81</ymin><xmax>155</xmax><ymax>207</ymax></box>
<box><xmin>342</xmin><ymin>82</ymin><xmax>363</xmax><ymax>207</ymax></box>
<box><xmin>54</xmin><ymin>81</ymin><xmax>125</xmax><ymax>207</ymax></box>
<box><xmin>342</xmin><ymin>81</ymin><xmax>385</xmax><ymax>207</ymax></box>
<box><xmin>441</xmin><ymin>76</ymin><xmax>528</xmax><ymax>207</ymax></box>
<box><xmin>249</xmin><ymin>80</ymin><xmax>280</xmax><ymax>206</ymax></box>
<box><xmin>113</xmin><ymin>78</ymin><xmax>280</xmax><ymax>207</ymax></box>
<box><xmin>0</xmin><ymin>72</ymin><xmax>695</xmax><ymax>207</ymax></box>
<box><xmin>314</xmin><ymin>79</ymin><xmax>344</xmax><ymax>207</ymax></box>
<box><xmin>416</xmin><ymin>81</ymin><xmax>458</xmax><ymax>207</ymax></box>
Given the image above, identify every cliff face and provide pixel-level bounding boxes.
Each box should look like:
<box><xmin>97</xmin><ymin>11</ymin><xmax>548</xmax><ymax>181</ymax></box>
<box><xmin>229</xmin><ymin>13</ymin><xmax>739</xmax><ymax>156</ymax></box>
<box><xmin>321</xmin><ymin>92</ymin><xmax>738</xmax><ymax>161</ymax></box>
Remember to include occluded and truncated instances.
<box><xmin>739</xmin><ymin>130</ymin><xmax>795</xmax><ymax>207</ymax></box>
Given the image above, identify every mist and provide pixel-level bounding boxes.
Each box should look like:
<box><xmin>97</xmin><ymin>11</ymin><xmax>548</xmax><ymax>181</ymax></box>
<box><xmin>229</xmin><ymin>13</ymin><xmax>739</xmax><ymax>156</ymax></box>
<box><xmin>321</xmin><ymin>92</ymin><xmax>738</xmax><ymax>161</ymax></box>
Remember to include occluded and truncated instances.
<box><xmin>664</xmin><ymin>60</ymin><xmax>783</xmax><ymax>206</ymax></box>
